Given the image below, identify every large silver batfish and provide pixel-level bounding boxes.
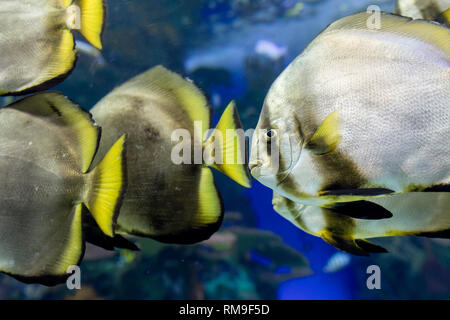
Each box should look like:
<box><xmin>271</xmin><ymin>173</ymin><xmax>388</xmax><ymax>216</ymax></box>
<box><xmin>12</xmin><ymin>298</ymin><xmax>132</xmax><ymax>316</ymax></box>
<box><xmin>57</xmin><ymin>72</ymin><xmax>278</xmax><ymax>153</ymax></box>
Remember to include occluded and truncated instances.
<box><xmin>250</xmin><ymin>12</ymin><xmax>450</xmax><ymax>215</ymax></box>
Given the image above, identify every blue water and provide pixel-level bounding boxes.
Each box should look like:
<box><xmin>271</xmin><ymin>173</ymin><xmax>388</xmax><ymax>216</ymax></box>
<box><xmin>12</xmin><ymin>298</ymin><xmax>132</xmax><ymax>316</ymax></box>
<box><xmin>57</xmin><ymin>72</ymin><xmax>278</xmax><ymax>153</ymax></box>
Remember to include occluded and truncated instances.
<box><xmin>247</xmin><ymin>181</ymin><xmax>356</xmax><ymax>299</ymax></box>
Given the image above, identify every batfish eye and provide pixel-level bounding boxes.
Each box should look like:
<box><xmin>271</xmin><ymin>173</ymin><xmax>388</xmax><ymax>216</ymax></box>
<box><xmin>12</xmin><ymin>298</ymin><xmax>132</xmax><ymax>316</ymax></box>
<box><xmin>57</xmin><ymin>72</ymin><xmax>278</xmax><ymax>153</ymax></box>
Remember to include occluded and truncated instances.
<box><xmin>265</xmin><ymin>129</ymin><xmax>277</xmax><ymax>141</ymax></box>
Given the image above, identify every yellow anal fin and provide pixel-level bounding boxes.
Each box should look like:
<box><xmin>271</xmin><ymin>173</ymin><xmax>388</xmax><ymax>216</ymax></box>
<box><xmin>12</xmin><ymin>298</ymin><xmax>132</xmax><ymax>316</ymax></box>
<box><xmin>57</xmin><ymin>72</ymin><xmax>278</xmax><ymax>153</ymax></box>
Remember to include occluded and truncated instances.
<box><xmin>204</xmin><ymin>101</ymin><xmax>252</xmax><ymax>188</ymax></box>
<box><xmin>306</xmin><ymin>110</ymin><xmax>341</xmax><ymax>155</ymax></box>
<box><xmin>197</xmin><ymin>168</ymin><xmax>224</xmax><ymax>227</ymax></box>
<box><xmin>73</xmin><ymin>0</ymin><xmax>105</xmax><ymax>49</ymax></box>
<box><xmin>51</xmin><ymin>203</ymin><xmax>84</xmax><ymax>274</ymax></box>
<box><xmin>8</xmin><ymin>93</ymin><xmax>99</xmax><ymax>173</ymax></box>
<box><xmin>85</xmin><ymin>135</ymin><xmax>127</xmax><ymax>237</ymax></box>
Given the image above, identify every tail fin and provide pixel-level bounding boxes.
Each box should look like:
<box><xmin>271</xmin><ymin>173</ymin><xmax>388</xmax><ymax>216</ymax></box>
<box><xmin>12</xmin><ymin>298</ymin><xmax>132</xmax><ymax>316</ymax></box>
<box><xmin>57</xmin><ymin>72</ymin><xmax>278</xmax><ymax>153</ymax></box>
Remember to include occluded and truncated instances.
<box><xmin>73</xmin><ymin>0</ymin><xmax>105</xmax><ymax>49</ymax></box>
<box><xmin>84</xmin><ymin>135</ymin><xmax>127</xmax><ymax>237</ymax></box>
<box><xmin>203</xmin><ymin>101</ymin><xmax>251</xmax><ymax>188</ymax></box>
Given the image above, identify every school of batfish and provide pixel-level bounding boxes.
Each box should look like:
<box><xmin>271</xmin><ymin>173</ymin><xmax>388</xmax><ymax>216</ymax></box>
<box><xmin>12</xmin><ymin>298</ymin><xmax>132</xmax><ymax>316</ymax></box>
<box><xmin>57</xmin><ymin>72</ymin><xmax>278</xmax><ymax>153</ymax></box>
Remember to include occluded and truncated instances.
<box><xmin>0</xmin><ymin>0</ymin><xmax>448</xmax><ymax>285</ymax></box>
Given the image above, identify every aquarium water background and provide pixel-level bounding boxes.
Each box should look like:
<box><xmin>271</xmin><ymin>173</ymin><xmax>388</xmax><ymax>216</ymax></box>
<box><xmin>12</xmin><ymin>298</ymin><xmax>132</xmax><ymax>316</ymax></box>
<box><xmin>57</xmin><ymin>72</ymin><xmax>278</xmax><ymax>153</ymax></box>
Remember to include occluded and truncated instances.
<box><xmin>1</xmin><ymin>0</ymin><xmax>449</xmax><ymax>300</ymax></box>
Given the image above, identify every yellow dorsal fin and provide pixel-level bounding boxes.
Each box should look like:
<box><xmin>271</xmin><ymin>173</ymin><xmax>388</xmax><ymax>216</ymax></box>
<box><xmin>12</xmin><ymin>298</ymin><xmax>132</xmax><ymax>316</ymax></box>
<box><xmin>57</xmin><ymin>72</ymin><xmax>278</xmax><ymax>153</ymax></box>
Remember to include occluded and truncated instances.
<box><xmin>324</xmin><ymin>12</ymin><xmax>450</xmax><ymax>56</ymax></box>
<box><xmin>307</xmin><ymin>110</ymin><xmax>341</xmax><ymax>155</ymax></box>
<box><xmin>204</xmin><ymin>101</ymin><xmax>252</xmax><ymax>188</ymax></box>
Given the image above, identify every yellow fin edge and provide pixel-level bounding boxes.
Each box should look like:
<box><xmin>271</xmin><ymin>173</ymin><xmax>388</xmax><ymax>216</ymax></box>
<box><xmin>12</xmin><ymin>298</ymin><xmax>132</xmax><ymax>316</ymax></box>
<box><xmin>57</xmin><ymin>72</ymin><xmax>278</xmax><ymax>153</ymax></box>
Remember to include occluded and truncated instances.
<box><xmin>141</xmin><ymin>66</ymin><xmax>211</xmax><ymax>134</ymax></box>
<box><xmin>52</xmin><ymin>203</ymin><xmax>84</xmax><ymax>274</ymax></box>
<box><xmin>197</xmin><ymin>168</ymin><xmax>223</xmax><ymax>226</ymax></box>
<box><xmin>85</xmin><ymin>134</ymin><xmax>127</xmax><ymax>237</ymax></box>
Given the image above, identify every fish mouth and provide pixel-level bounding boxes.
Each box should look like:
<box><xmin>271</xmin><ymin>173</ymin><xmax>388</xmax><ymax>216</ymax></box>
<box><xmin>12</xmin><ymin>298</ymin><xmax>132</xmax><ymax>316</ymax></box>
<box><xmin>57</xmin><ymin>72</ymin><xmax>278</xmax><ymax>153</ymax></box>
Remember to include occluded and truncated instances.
<box><xmin>248</xmin><ymin>161</ymin><xmax>292</xmax><ymax>185</ymax></box>
<box><xmin>249</xmin><ymin>160</ymin><xmax>263</xmax><ymax>178</ymax></box>
<box><xmin>249</xmin><ymin>160</ymin><xmax>263</xmax><ymax>172</ymax></box>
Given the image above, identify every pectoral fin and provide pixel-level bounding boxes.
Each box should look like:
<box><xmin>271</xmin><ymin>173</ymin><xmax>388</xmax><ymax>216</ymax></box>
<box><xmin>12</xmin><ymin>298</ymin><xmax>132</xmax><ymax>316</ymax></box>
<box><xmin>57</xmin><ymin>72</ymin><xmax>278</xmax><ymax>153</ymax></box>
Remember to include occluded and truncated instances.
<box><xmin>326</xmin><ymin>200</ymin><xmax>393</xmax><ymax>220</ymax></box>
<box><xmin>306</xmin><ymin>110</ymin><xmax>341</xmax><ymax>155</ymax></box>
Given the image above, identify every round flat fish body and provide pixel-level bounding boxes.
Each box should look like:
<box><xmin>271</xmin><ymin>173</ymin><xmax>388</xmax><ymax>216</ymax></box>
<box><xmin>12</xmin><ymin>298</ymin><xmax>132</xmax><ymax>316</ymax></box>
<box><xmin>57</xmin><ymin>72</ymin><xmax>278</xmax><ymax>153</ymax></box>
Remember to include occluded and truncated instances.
<box><xmin>252</xmin><ymin>12</ymin><xmax>450</xmax><ymax>204</ymax></box>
